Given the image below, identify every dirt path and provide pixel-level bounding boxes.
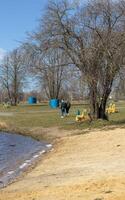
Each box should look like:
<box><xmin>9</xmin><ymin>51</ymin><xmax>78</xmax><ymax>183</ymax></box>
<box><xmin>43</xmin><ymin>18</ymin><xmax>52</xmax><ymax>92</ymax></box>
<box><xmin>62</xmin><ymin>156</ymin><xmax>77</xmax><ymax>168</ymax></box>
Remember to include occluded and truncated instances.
<box><xmin>1</xmin><ymin>127</ymin><xmax>125</xmax><ymax>200</ymax></box>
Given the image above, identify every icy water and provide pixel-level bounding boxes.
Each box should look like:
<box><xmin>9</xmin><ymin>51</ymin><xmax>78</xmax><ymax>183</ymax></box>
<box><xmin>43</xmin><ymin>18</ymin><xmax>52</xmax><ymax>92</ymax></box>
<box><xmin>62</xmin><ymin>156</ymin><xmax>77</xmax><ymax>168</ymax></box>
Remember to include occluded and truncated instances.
<box><xmin>0</xmin><ymin>132</ymin><xmax>52</xmax><ymax>188</ymax></box>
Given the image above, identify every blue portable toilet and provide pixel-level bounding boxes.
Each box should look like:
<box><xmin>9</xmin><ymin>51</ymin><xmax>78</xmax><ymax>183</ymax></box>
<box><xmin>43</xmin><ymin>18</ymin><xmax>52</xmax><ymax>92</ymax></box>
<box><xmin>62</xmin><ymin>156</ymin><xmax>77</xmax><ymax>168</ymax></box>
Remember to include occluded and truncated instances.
<box><xmin>28</xmin><ymin>96</ymin><xmax>37</xmax><ymax>104</ymax></box>
<box><xmin>49</xmin><ymin>99</ymin><xmax>59</xmax><ymax>108</ymax></box>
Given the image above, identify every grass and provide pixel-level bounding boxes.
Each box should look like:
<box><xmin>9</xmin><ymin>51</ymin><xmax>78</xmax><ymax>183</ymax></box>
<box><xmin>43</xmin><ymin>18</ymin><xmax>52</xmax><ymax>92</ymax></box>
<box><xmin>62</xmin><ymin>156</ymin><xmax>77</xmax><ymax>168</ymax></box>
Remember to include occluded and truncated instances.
<box><xmin>0</xmin><ymin>103</ymin><xmax>89</xmax><ymax>129</ymax></box>
<box><xmin>0</xmin><ymin>101</ymin><xmax>125</xmax><ymax>141</ymax></box>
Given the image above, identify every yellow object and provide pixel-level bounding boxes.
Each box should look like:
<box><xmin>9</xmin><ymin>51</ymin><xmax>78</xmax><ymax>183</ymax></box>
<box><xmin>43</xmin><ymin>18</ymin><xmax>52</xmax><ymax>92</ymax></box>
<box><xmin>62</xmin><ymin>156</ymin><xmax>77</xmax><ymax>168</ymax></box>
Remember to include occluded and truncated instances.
<box><xmin>106</xmin><ymin>103</ymin><xmax>118</xmax><ymax>114</ymax></box>
<box><xmin>76</xmin><ymin>109</ymin><xmax>90</xmax><ymax>122</ymax></box>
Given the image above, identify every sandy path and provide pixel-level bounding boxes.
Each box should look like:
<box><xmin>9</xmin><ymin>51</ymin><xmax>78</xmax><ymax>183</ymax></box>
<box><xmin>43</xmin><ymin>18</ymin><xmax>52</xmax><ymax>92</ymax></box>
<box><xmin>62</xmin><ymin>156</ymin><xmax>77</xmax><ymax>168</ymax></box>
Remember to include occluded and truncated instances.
<box><xmin>1</xmin><ymin>128</ymin><xmax>125</xmax><ymax>200</ymax></box>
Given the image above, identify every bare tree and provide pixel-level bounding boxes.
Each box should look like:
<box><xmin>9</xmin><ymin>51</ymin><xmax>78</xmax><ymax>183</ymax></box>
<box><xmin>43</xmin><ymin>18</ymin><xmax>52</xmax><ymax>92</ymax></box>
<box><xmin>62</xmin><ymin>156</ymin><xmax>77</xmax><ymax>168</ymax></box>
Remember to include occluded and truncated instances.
<box><xmin>1</xmin><ymin>48</ymin><xmax>26</xmax><ymax>105</ymax></box>
<box><xmin>22</xmin><ymin>36</ymin><xmax>70</xmax><ymax>99</ymax></box>
<box><xmin>1</xmin><ymin>55</ymin><xmax>12</xmax><ymax>103</ymax></box>
<box><xmin>35</xmin><ymin>48</ymin><xmax>67</xmax><ymax>99</ymax></box>
<box><xmin>37</xmin><ymin>0</ymin><xmax>125</xmax><ymax>119</ymax></box>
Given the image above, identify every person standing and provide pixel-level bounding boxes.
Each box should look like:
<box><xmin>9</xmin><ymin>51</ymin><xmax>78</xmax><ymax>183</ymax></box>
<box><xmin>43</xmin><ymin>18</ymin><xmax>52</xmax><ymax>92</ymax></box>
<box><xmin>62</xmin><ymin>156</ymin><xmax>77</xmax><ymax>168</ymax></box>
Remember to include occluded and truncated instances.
<box><xmin>66</xmin><ymin>100</ymin><xmax>71</xmax><ymax>116</ymax></box>
<box><xmin>60</xmin><ymin>99</ymin><xmax>67</xmax><ymax>118</ymax></box>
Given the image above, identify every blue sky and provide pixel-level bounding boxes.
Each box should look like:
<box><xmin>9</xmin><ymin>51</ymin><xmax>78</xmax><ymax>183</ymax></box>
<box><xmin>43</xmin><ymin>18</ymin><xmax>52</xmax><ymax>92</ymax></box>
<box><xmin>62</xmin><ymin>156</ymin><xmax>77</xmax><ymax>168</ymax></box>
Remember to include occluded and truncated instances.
<box><xmin>0</xmin><ymin>0</ymin><xmax>47</xmax><ymax>58</ymax></box>
<box><xmin>0</xmin><ymin>0</ymin><xmax>84</xmax><ymax>92</ymax></box>
<box><xmin>0</xmin><ymin>0</ymin><xmax>84</xmax><ymax>59</ymax></box>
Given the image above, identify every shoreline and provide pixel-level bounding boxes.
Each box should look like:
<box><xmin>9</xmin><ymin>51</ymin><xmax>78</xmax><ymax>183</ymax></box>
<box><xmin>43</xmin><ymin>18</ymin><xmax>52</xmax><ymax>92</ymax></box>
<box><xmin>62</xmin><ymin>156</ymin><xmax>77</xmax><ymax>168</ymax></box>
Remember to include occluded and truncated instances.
<box><xmin>0</xmin><ymin>131</ymin><xmax>53</xmax><ymax>189</ymax></box>
<box><xmin>0</xmin><ymin>127</ymin><xmax>125</xmax><ymax>199</ymax></box>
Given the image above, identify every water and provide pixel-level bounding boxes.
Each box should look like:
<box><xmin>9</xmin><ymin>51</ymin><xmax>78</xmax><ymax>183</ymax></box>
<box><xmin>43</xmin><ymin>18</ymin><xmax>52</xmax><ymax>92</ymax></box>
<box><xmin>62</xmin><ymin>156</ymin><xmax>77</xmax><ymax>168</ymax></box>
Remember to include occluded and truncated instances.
<box><xmin>0</xmin><ymin>132</ymin><xmax>52</xmax><ymax>188</ymax></box>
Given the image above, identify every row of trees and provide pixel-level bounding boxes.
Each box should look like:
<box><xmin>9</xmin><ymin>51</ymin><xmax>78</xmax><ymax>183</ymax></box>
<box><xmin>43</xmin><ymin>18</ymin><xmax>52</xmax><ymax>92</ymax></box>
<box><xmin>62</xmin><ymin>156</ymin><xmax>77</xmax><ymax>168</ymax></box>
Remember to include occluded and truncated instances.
<box><xmin>1</xmin><ymin>48</ymin><xmax>26</xmax><ymax>105</ymax></box>
<box><xmin>0</xmin><ymin>47</ymin><xmax>83</xmax><ymax>105</ymax></box>
<box><xmin>1</xmin><ymin>0</ymin><xmax>125</xmax><ymax>120</ymax></box>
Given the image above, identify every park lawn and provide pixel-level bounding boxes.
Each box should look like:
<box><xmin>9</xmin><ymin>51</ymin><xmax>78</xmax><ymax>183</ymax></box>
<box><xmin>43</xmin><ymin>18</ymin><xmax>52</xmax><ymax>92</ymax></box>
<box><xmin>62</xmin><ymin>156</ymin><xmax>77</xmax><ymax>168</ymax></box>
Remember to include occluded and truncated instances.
<box><xmin>0</xmin><ymin>103</ymin><xmax>89</xmax><ymax>128</ymax></box>
<box><xmin>0</xmin><ymin>101</ymin><xmax>124</xmax><ymax>141</ymax></box>
<box><xmin>0</xmin><ymin>104</ymin><xmax>125</xmax><ymax>200</ymax></box>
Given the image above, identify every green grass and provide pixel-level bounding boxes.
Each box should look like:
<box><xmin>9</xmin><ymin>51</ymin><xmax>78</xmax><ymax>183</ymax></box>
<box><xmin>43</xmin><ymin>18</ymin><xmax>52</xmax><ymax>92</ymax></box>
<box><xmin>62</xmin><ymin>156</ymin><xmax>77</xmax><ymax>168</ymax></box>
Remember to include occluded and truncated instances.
<box><xmin>0</xmin><ymin>103</ymin><xmax>89</xmax><ymax>128</ymax></box>
<box><xmin>0</xmin><ymin>101</ymin><xmax>125</xmax><ymax>141</ymax></box>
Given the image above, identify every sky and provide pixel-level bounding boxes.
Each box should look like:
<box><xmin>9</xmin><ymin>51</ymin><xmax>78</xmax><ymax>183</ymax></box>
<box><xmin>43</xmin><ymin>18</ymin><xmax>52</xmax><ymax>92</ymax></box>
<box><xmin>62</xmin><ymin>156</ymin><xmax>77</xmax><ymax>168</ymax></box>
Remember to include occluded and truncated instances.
<box><xmin>0</xmin><ymin>0</ymin><xmax>85</xmax><ymax>61</ymax></box>
<box><xmin>0</xmin><ymin>0</ymin><xmax>47</xmax><ymax>60</ymax></box>
<box><xmin>0</xmin><ymin>0</ymin><xmax>85</xmax><ymax>92</ymax></box>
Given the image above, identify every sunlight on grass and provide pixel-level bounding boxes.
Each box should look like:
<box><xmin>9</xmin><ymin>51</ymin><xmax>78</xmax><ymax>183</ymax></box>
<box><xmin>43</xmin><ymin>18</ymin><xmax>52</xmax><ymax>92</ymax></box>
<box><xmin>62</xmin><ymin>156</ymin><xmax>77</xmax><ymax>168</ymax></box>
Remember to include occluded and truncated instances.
<box><xmin>0</xmin><ymin>101</ymin><xmax>125</xmax><ymax>141</ymax></box>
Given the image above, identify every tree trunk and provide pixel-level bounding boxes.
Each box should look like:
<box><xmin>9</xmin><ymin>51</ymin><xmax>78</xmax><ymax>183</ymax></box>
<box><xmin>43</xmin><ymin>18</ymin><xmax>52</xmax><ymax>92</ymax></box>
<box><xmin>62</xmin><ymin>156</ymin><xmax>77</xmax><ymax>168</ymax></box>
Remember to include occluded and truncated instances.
<box><xmin>89</xmin><ymin>86</ymin><xmax>109</xmax><ymax>120</ymax></box>
<box><xmin>98</xmin><ymin>100</ymin><xmax>108</xmax><ymax>120</ymax></box>
<box><xmin>13</xmin><ymin>95</ymin><xmax>18</xmax><ymax>106</ymax></box>
<box><xmin>89</xmin><ymin>84</ymin><xmax>99</xmax><ymax>119</ymax></box>
<box><xmin>90</xmin><ymin>99</ymin><xmax>108</xmax><ymax>120</ymax></box>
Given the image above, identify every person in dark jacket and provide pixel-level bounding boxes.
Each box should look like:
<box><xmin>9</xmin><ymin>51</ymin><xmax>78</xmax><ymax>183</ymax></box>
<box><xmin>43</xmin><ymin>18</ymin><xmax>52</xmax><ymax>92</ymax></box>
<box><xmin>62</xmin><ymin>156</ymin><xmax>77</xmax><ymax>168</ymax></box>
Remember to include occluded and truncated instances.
<box><xmin>66</xmin><ymin>100</ymin><xmax>71</xmax><ymax>116</ymax></box>
<box><xmin>60</xmin><ymin>99</ymin><xmax>67</xmax><ymax>118</ymax></box>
